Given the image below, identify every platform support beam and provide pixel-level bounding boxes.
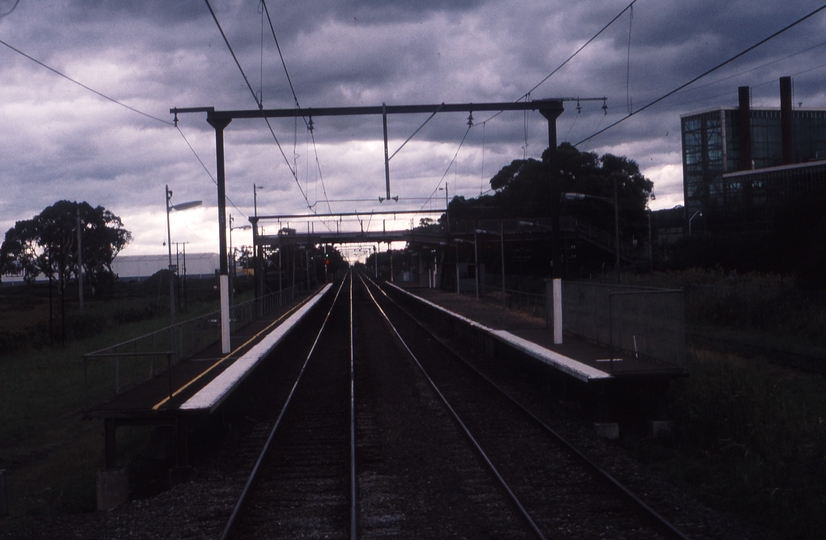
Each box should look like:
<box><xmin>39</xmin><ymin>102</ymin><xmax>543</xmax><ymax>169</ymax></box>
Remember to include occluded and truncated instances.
<box><xmin>0</xmin><ymin>469</ymin><xmax>8</xmax><ymax>516</ymax></box>
<box><xmin>97</xmin><ymin>468</ymin><xmax>128</xmax><ymax>510</ymax></box>
<box><xmin>175</xmin><ymin>416</ymin><xmax>189</xmax><ymax>469</ymax></box>
<box><xmin>104</xmin><ymin>418</ymin><xmax>117</xmax><ymax>469</ymax></box>
<box><xmin>169</xmin><ymin>415</ymin><xmax>193</xmax><ymax>485</ymax></box>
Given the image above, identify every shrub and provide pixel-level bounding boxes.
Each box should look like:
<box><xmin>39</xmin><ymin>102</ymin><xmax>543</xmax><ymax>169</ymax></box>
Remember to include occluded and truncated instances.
<box><xmin>664</xmin><ymin>350</ymin><xmax>826</xmax><ymax>538</ymax></box>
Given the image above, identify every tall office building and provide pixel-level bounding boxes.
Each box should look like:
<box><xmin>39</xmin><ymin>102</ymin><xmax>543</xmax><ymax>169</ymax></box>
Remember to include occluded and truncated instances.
<box><xmin>681</xmin><ymin>77</ymin><xmax>826</xmax><ymax>234</ymax></box>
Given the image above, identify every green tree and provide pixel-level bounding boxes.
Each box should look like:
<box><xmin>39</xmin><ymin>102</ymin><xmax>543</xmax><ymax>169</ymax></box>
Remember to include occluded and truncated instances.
<box><xmin>448</xmin><ymin>143</ymin><xmax>654</xmax><ymax>242</ymax></box>
<box><xmin>1</xmin><ymin>201</ymin><xmax>132</xmax><ymax>293</ymax></box>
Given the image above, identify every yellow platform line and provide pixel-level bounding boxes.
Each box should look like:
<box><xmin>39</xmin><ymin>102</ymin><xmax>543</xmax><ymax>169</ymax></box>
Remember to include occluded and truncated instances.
<box><xmin>152</xmin><ymin>303</ymin><xmax>303</xmax><ymax>411</ymax></box>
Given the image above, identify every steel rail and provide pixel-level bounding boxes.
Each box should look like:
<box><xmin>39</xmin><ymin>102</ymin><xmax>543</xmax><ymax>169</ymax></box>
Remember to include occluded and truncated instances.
<box><xmin>219</xmin><ymin>277</ymin><xmax>350</xmax><ymax>540</ymax></box>
<box><xmin>364</xmin><ymin>272</ymin><xmax>693</xmax><ymax>540</ymax></box>
<box><xmin>349</xmin><ymin>274</ymin><xmax>357</xmax><ymax>540</ymax></box>
<box><xmin>356</xmin><ymin>273</ymin><xmax>547</xmax><ymax>539</ymax></box>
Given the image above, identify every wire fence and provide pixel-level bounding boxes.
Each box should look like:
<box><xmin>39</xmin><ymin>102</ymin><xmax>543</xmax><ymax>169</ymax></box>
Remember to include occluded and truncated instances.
<box><xmin>435</xmin><ymin>269</ymin><xmax>686</xmax><ymax>371</ymax></box>
<box><xmin>561</xmin><ymin>281</ymin><xmax>685</xmax><ymax>371</ymax></box>
<box><xmin>82</xmin><ymin>287</ymin><xmax>297</xmax><ymax>405</ymax></box>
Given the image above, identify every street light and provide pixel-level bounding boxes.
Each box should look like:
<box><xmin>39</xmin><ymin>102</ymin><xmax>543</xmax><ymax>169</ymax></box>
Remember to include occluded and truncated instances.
<box><xmin>646</xmin><ymin>193</ymin><xmax>655</xmax><ymax>267</ymax></box>
<box><xmin>253</xmin><ymin>184</ymin><xmax>264</xmax><ymax>220</ymax></box>
<box><xmin>229</xmin><ymin>214</ymin><xmax>251</xmax><ymax>307</ymax></box>
<box><xmin>438</xmin><ymin>182</ymin><xmax>449</xmax><ymax>233</ymax></box>
<box><xmin>688</xmin><ymin>210</ymin><xmax>702</xmax><ymax>236</ymax></box>
<box><xmin>165</xmin><ymin>185</ymin><xmax>202</xmax><ymax>328</ymax></box>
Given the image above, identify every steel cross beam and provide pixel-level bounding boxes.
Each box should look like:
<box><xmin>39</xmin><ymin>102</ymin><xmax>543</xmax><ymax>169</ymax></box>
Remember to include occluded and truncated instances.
<box><xmin>171</xmin><ymin>99</ymin><xmax>564</xmax><ymax>121</ymax></box>
<box><xmin>255</xmin><ymin>208</ymin><xmax>446</xmax><ymax>221</ymax></box>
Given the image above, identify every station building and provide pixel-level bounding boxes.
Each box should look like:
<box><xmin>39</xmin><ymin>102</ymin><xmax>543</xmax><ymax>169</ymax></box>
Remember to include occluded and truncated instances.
<box><xmin>681</xmin><ymin>76</ymin><xmax>826</xmax><ymax>235</ymax></box>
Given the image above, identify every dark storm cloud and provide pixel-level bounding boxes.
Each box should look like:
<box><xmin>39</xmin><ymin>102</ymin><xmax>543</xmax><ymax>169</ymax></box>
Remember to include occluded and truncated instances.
<box><xmin>2</xmin><ymin>0</ymin><xmax>826</xmax><ymax>253</ymax></box>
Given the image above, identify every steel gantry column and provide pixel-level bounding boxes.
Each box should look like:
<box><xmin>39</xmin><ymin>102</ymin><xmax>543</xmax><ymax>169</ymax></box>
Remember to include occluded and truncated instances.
<box><xmin>540</xmin><ymin>103</ymin><xmax>565</xmax><ymax>344</ymax></box>
<box><xmin>207</xmin><ymin>115</ymin><xmax>232</xmax><ymax>354</ymax></box>
<box><xmin>382</xmin><ymin>103</ymin><xmax>392</xmax><ymax>201</ymax></box>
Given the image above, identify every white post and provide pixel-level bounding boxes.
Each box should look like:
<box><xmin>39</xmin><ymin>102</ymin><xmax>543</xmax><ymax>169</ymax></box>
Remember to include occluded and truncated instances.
<box><xmin>553</xmin><ymin>278</ymin><xmax>563</xmax><ymax>344</ymax></box>
<box><xmin>220</xmin><ymin>274</ymin><xmax>231</xmax><ymax>354</ymax></box>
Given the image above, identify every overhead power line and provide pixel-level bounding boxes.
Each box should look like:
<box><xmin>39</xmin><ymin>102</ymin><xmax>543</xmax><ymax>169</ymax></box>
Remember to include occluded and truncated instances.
<box><xmin>205</xmin><ymin>0</ymin><xmax>335</xmax><ymax>219</ymax></box>
<box><xmin>576</xmin><ymin>2</ymin><xmax>826</xmax><ymax>146</ymax></box>
<box><xmin>203</xmin><ymin>0</ymin><xmax>260</xmax><ymax>108</ymax></box>
<box><xmin>479</xmin><ymin>0</ymin><xmax>636</xmax><ymax>127</ymax></box>
<box><xmin>420</xmin><ymin>124</ymin><xmax>473</xmax><ymax>211</ymax></box>
<box><xmin>0</xmin><ymin>0</ymin><xmax>20</xmax><ymax>20</ymax></box>
<box><xmin>0</xmin><ymin>36</ymin><xmax>246</xmax><ymax>215</ymax></box>
<box><xmin>526</xmin><ymin>0</ymin><xmax>637</xmax><ymax>99</ymax></box>
<box><xmin>261</xmin><ymin>0</ymin><xmax>300</xmax><ymax>109</ymax></box>
<box><xmin>203</xmin><ymin>0</ymin><xmax>322</xmax><ymax>217</ymax></box>
<box><xmin>0</xmin><ymin>38</ymin><xmax>173</xmax><ymax>125</ymax></box>
<box><xmin>260</xmin><ymin>0</ymin><xmax>335</xmax><ymax>216</ymax></box>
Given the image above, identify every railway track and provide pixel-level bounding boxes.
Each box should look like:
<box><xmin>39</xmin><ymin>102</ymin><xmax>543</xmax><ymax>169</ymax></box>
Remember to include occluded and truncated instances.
<box><xmin>219</xmin><ymin>272</ymin><xmax>691</xmax><ymax>539</ymax></box>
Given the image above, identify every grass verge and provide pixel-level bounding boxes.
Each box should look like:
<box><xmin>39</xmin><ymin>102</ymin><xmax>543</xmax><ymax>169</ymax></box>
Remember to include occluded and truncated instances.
<box><xmin>629</xmin><ymin>347</ymin><xmax>826</xmax><ymax>539</ymax></box>
<box><xmin>0</xmin><ymin>290</ymin><xmax>229</xmax><ymax>534</ymax></box>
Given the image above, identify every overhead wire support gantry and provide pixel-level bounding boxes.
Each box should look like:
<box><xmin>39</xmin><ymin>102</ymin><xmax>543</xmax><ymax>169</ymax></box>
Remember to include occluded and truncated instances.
<box><xmin>170</xmin><ymin>97</ymin><xmax>602</xmax><ymax>352</ymax></box>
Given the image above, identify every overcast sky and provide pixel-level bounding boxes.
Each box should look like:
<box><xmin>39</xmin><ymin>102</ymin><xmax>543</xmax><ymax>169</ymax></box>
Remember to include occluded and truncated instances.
<box><xmin>1</xmin><ymin>0</ymin><xmax>824</xmax><ymax>257</ymax></box>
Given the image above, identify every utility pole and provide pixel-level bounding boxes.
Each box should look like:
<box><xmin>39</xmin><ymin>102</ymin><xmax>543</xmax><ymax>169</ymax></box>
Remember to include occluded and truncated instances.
<box><xmin>614</xmin><ymin>176</ymin><xmax>621</xmax><ymax>284</ymax></box>
<box><xmin>165</xmin><ymin>185</ymin><xmax>175</xmax><ymax>328</ymax></box>
<box><xmin>77</xmin><ymin>209</ymin><xmax>83</xmax><ymax>312</ymax></box>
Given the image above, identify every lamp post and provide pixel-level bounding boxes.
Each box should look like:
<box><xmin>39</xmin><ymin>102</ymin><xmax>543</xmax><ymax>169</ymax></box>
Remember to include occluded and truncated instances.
<box><xmin>229</xmin><ymin>214</ymin><xmax>251</xmax><ymax>307</ymax></box>
<box><xmin>253</xmin><ymin>184</ymin><xmax>264</xmax><ymax>225</ymax></box>
<box><xmin>688</xmin><ymin>210</ymin><xmax>702</xmax><ymax>236</ymax></box>
<box><xmin>646</xmin><ymin>192</ymin><xmax>655</xmax><ymax>268</ymax></box>
<box><xmin>165</xmin><ymin>185</ymin><xmax>202</xmax><ymax>328</ymax></box>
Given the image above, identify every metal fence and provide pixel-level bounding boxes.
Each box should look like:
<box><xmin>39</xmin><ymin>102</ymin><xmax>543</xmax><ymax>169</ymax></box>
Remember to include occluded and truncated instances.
<box><xmin>561</xmin><ymin>281</ymin><xmax>685</xmax><ymax>370</ymax></box>
<box><xmin>82</xmin><ymin>287</ymin><xmax>297</xmax><ymax>405</ymax></box>
<box><xmin>466</xmin><ymin>272</ymin><xmax>548</xmax><ymax>321</ymax></box>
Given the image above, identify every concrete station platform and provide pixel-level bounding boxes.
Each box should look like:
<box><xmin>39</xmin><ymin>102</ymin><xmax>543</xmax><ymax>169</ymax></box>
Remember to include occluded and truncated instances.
<box><xmin>384</xmin><ymin>283</ymin><xmax>685</xmax><ymax>438</ymax></box>
<box><xmin>89</xmin><ymin>290</ymin><xmax>323</xmax><ymax>420</ymax></box>
<box><xmin>397</xmin><ymin>285</ymin><xmax>685</xmax><ymax>375</ymax></box>
<box><xmin>88</xmin><ymin>285</ymin><xmax>333</xmax><ymax>509</ymax></box>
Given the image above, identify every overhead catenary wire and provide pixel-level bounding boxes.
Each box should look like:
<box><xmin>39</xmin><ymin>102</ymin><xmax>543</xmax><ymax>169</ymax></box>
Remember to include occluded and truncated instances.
<box><xmin>420</xmin><ymin>124</ymin><xmax>472</xmax><ymax>211</ymax></box>
<box><xmin>0</xmin><ymin>0</ymin><xmax>21</xmax><ymax>20</ymax></box>
<box><xmin>258</xmin><ymin>0</ymin><xmax>265</xmax><ymax>106</ymax></box>
<box><xmin>526</xmin><ymin>0</ymin><xmax>637</xmax><ymax>99</ymax></box>
<box><xmin>388</xmin><ymin>104</ymin><xmax>445</xmax><ymax>161</ymax></box>
<box><xmin>0</xmin><ymin>38</ymin><xmax>173</xmax><ymax>126</ymax></box>
<box><xmin>234</xmin><ymin>0</ymin><xmax>335</xmax><ymax>223</ymax></box>
<box><xmin>0</xmin><ymin>36</ymin><xmax>246</xmax><ymax>216</ymax></box>
<box><xmin>203</xmin><ymin>0</ymin><xmax>329</xmax><ymax>225</ymax></box>
<box><xmin>261</xmin><ymin>0</ymin><xmax>301</xmax><ymax>109</ymax></box>
<box><xmin>626</xmin><ymin>3</ymin><xmax>634</xmax><ymax>115</ymax></box>
<box><xmin>204</xmin><ymin>0</ymin><xmax>260</xmax><ymax>109</ymax></box>
<box><xmin>478</xmin><ymin>0</ymin><xmax>637</xmax><ymax>127</ymax></box>
<box><xmin>659</xmin><ymin>38</ymin><xmax>826</xmax><ymax>106</ymax></box>
<box><xmin>175</xmin><ymin>125</ymin><xmax>247</xmax><ymax>219</ymax></box>
<box><xmin>261</xmin><ymin>0</ymin><xmax>334</xmax><ymax>214</ymax></box>
<box><xmin>576</xmin><ymin>2</ymin><xmax>826</xmax><ymax>146</ymax></box>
